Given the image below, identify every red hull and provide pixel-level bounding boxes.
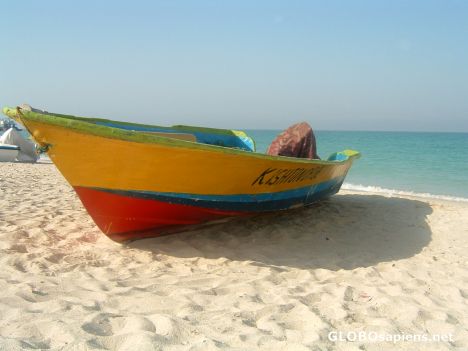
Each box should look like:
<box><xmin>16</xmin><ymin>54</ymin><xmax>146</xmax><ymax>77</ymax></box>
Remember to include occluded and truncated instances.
<box><xmin>74</xmin><ymin>187</ymin><xmax>247</xmax><ymax>241</ymax></box>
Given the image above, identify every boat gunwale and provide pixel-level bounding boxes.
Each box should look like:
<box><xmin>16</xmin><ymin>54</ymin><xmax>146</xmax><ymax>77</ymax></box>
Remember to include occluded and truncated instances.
<box><xmin>3</xmin><ymin>106</ymin><xmax>360</xmax><ymax>165</ymax></box>
<box><xmin>22</xmin><ymin>110</ymin><xmax>252</xmax><ymax>137</ymax></box>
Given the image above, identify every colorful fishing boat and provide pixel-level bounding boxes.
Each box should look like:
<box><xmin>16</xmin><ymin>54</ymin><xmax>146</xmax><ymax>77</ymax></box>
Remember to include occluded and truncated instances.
<box><xmin>3</xmin><ymin>105</ymin><xmax>360</xmax><ymax>242</ymax></box>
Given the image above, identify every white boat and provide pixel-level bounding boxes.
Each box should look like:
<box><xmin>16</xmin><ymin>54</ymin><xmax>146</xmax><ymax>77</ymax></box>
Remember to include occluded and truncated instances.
<box><xmin>0</xmin><ymin>128</ymin><xmax>38</xmax><ymax>162</ymax></box>
<box><xmin>0</xmin><ymin>118</ymin><xmax>22</xmax><ymax>132</ymax></box>
<box><xmin>0</xmin><ymin>144</ymin><xmax>19</xmax><ymax>162</ymax></box>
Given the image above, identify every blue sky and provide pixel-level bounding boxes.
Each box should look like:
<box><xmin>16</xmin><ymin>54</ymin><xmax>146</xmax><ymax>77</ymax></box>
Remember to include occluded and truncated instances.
<box><xmin>1</xmin><ymin>0</ymin><xmax>467</xmax><ymax>131</ymax></box>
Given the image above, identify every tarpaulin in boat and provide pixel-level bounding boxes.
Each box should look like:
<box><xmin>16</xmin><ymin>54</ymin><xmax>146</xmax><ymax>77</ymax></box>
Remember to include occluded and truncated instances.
<box><xmin>267</xmin><ymin>122</ymin><xmax>319</xmax><ymax>159</ymax></box>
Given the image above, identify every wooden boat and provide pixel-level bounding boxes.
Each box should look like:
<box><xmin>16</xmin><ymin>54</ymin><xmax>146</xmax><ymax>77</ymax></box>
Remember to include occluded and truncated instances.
<box><xmin>3</xmin><ymin>105</ymin><xmax>360</xmax><ymax>242</ymax></box>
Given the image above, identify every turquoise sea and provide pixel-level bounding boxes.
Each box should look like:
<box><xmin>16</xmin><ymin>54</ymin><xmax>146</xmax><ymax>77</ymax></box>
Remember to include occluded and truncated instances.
<box><xmin>247</xmin><ymin>130</ymin><xmax>468</xmax><ymax>200</ymax></box>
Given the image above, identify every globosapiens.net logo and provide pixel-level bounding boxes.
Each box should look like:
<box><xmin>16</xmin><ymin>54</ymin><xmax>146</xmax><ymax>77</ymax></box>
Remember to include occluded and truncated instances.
<box><xmin>328</xmin><ymin>330</ymin><xmax>454</xmax><ymax>344</ymax></box>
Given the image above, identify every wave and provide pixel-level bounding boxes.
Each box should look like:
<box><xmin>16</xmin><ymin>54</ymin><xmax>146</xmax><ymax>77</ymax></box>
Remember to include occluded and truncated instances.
<box><xmin>342</xmin><ymin>183</ymin><xmax>468</xmax><ymax>202</ymax></box>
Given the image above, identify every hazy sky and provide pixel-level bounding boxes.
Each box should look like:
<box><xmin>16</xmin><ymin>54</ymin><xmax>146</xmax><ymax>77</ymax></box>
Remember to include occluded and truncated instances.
<box><xmin>1</xmin><ymin>0</ymin><xmax>467</xmax><ymax>131</ymax></box>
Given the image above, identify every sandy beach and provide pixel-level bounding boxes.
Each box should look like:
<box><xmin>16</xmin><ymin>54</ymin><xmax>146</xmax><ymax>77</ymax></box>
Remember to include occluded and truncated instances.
<box><xmin>0</xmin><ymin>161</ymin><xmax>467</xmax><ymax>350</ymax></box>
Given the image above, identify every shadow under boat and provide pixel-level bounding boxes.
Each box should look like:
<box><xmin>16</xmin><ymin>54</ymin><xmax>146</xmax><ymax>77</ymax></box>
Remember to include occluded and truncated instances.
<box><xmin>127</xmin><ymin>194</ymin><xmax>433</xmax><ymax>271</ymax></box>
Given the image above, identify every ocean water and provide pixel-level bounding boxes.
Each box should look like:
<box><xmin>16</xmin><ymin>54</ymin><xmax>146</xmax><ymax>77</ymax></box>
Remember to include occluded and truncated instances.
<box><xmin>246</xmin><ymin>130</ymin><xmax>468</xmax><ymax>200</ymax></box>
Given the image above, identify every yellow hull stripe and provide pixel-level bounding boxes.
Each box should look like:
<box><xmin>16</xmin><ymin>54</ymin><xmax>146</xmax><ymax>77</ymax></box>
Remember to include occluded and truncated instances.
<box><xmin>24</xmin><ymin>120</ymin><xmax>354</xmax><ymax>195</ymax></box>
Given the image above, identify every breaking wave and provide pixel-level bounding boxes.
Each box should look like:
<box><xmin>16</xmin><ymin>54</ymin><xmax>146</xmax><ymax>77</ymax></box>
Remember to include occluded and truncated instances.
<box><xmin>342</xmin><ymin>183</ymin><xmax>468</xmax><ymax>202</ymax></box>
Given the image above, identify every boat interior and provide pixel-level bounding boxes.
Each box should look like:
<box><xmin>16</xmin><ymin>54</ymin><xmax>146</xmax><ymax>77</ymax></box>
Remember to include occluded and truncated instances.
<box><xmin>17</xmin><ymin>105</ymin><xmax>257</xmax><ymax>152</ymax></box>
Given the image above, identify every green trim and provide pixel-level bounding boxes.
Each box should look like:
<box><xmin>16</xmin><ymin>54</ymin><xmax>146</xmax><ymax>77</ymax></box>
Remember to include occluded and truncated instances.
<box><xmin>342</xmin><ymin>149</ymin><xmax>361</xmax><ymax>159</ymax></box>
<box><xmin>3</xmin><ymin>106</ymin><xmax>360</xmax><ymax>165</ymax></box>
<box><xmin>14</xmin><ymin>108</ymin><xmax>247</xmax><ymax>137</ymax></box>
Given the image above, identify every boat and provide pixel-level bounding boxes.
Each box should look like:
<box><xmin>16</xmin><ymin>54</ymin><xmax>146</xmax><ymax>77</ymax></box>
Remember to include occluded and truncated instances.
<box><xmin>0</xmin><ymin>117</ymin><xmax>22</xmax><ymax>132</ymax></box>
<box><xmin>0</xmin><ymin>143</ymin><xmax>20</xmax><ymax>162</ymax></box>
<box><xmin>0</xmin><ymin>128</ymin><xmax>39</xmax><ymax>163</ymax></box>
<box><xmin>3</xmin><ymin>105</ymin><xmax>360</xmax><ymax>242</ymax></box>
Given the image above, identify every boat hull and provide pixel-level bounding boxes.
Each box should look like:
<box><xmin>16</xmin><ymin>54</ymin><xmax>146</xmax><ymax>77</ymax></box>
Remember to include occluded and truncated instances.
<box><xmin>3</xmin><ymin>106</ymin><xmax>360</xmax><ymax>242</ymax></box>
<box><xmin>74</xmin><ymin>176</ymin><xmax>344</xmax><ymax>241</ymax></box>
<box><xmin>0</xmin><ymin>145</ymin><xmax>19</xmax><ymax>162</ymax></box>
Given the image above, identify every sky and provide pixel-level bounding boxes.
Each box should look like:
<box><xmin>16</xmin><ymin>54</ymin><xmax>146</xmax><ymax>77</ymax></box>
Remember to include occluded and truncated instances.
<box><xmin>1</xmin><ymin>0</ymin><xmax>467</xmax><ymax>131</ymax></box>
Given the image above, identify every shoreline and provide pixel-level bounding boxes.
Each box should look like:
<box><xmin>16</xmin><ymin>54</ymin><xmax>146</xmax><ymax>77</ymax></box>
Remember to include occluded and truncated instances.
<box><xmin>342</xmin><ymin>184</ymin><xmax>468</xmax><ymax>203</ymax></box>
<box><xmin>0</xmin><ymin>162</ymin><xmax>467</xmax><ymax>350</ymax></box>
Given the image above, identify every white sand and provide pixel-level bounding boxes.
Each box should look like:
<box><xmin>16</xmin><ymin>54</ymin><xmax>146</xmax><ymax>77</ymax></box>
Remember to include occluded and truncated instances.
<box><xmin>0</xmin><ymin>162</ymin><xmax>467</xmax><ymax>350</ymax></box>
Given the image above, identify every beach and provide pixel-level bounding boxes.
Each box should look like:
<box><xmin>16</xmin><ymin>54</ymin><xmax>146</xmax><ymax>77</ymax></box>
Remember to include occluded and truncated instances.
<box><xmin>0</xmin><ymin>161</ymin><xmax>467</xmax><ymax>350</ymax></box>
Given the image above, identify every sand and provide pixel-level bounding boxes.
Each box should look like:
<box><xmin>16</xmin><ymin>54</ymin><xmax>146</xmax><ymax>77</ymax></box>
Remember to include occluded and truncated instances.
<box><xmin>0</xmin><ymin>161</ymin><xmax>467</xmax><ymax>350</ymax></box>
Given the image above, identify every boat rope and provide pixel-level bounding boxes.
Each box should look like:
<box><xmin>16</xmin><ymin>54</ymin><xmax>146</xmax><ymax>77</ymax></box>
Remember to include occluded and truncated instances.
<box><xmin>37</xmin><ymin>143</ymin><xmax>52</xmax><ymax>153</ymax></box>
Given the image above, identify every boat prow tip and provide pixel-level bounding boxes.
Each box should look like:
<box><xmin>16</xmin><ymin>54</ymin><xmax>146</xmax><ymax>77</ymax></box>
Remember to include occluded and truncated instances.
<box><xmin>343</xmin><ymin>149</ymin><xmax>361</xmax><ymax>159</ymax></box>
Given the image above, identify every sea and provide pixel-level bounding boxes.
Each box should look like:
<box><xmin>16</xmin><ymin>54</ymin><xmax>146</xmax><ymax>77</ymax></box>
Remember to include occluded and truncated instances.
<box><xmin>246</xmin><ymin>130</ymin><xmax>468</xmax><ymax>201</ymax></box>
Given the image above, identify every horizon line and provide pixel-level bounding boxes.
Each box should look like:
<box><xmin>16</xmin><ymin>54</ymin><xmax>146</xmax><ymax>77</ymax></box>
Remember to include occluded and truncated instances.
<box><xmin>244</xmin><ymin>128</ymin><xmax>468</xmax><ymax>134</ymax></box>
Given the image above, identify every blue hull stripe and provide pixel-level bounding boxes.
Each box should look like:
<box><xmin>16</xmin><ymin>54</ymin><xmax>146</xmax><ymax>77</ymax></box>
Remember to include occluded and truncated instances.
<box><xmin>0</xmin><ymin>145</ymin><xmax>19</xmax><ymax>150</ymax></box>
<box><xmin>89</xmin><ymin>176</ymin><xmax>345</xmax><ymax>212</ymax></box>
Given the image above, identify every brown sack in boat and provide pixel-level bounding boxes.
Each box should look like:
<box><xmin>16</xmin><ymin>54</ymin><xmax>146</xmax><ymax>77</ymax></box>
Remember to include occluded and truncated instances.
<box><xmin>266</xmin><ymin>122</ymin><xmax>319</xmax><ymax>159</ymax></box>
